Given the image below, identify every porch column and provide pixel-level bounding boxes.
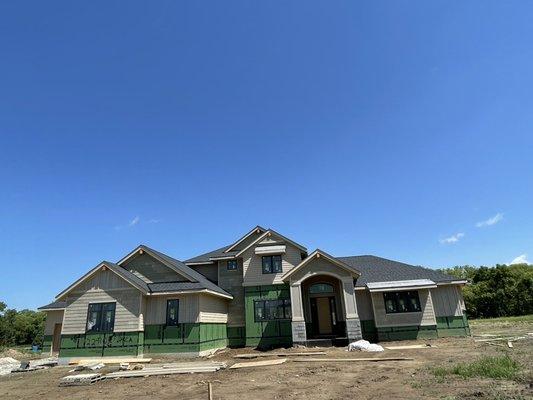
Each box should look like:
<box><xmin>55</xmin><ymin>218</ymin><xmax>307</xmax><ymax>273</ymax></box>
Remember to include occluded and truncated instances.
<box><xmin>290</xmin><ymin>283</ymin><xmax>307</xmax><ymax>345</ymax></box>
<box><xmin>341</xmin><ymin>278</ymin><xmax>362</xmax><ymax>341</ymax></box>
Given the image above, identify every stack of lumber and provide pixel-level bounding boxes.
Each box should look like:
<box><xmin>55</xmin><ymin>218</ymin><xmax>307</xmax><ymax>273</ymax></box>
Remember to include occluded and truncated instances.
<box><xmin>104</xmin><ymin>361</ymin><xmax>226</xmax><ymax>379</ymax></box>
<box><xmin>59</xmin><ymin>373</ymin><xmax>104</xmax><ymax>386</ymax></box>
<box><xmin>69</xmin><ymin>357</ymin><xmax>152</xmax><ymax>365</ymax></box>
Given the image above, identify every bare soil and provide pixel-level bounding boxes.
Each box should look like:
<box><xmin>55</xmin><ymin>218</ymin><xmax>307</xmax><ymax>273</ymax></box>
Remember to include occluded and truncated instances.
<box><xmin>1</xmin><ymin>320</ymin><xmax>532</xmax><ymax>400</ymax></box>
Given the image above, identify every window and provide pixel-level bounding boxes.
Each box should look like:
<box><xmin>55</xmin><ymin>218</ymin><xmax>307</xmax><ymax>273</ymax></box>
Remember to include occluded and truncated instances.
<box><xmin>254</xmin><ymin>299</ymin><xmax>291</xmax><ymax>321</ymax></box>
<box><xmin>86</xmin><ymin>303</ymin><xmax>116</xmax><ymax>332</ymax></box>
<box><xmin>383</xmin><ymin>291</ymin><xmax>421</xmax><ymax>314</ymax></box>
<box><xmin>227</xmin><ymin>260</ymin><xmax>238</xmax><ymax>270</ymax></box>
<box><xmin>309</xmin><ymin>283</ymin><xmax>334</xmax><ymax>294</ymax></box>
<box><xmin>262</xmin><ymin>255</ymin><xmax>282</xmax><ymax>274</ymax></box>
<box><xmin>166</xmin><ymin>299</ymin><xmax>179</xmax><ymax>326</ymax></box>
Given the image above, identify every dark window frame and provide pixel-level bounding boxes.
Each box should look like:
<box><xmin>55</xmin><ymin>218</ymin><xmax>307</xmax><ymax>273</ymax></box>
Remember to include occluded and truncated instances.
<box><xmin>166</xmin><ymin>299</ymin><xmax>179</xmax><ymax>326</ymax></box>
<box><xmin>383</xmin><ymin>291</ymin><xmax>422</xmax><ymax>314</ymax></box>
<box><xmin>262</xmin><ymin>255</ymin><xmax>282</xmax><ymax>274</ymax></box>
<box><xmin>227</xmin><ymin>260</ymin><xmax>238</xmax><ymax>271</ymax></box>
<box><xmin>85</xmin><ymin>302</ymin><xmax>116</xmax><ymax>333</ymax></box>
<box><xmin>253</xmin><ymin>299</ymin><xmax>292</xmax><ymax>322</ymax></box>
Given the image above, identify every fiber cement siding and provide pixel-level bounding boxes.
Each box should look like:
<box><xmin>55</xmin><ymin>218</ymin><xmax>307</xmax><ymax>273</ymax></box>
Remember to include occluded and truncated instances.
<box><xmin>144</xmin><ymin>294</ymin><xmax>199</xmax><ymax>324</ymax></box>
<box><xmin>76</xmin><ymin>269</ymin><xmax>132</xmax><ymax>292</ymax></box>
<box><xmin>288</xmin><ymin>258</ymin><xmax>352</xmax><ymax>283</ymax></box>
<box><xmin>62</xmin><ymin>288</ymin><xmax>141</xmax><ymax>334</ymax></box>
<box><xmin>355</xmin><ymin>290</ymin><xmax>374</xmax><ymax>321</ymax></box>
<box><xmin>431</xmin><ymin>285</ymin><xmax>463</xmax><ymax>317</ymax></box>
<box><xmin>243</xmin><ymin>242</ymin><xmax>303</xmax><ymax>286</ymax></box>
<box><xmin>218</xmin><ymin>260</ymin><xmax>245</xmax><ymax>327</ymax></box>
<box><xmin>122</xmin><ymin>253</ymin><xmax>186</xmax><ymax>283</ymax></box>
<box><xmin>371</xmin><ymin>289</ymin><xmax>436</xmax><ymax>328</ymax></box>
<box><xmin>199</xmin><ymin>295</ymin><xmax>228</xmax><ymax>323</ymax></box>
<box><xmin>44</xmin><ymin>310</ymin><xmax>64</xmax><ymax>335</ymax></box>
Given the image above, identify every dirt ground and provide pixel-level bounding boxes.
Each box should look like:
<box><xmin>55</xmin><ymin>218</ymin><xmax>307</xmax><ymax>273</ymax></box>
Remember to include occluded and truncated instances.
<box><xmin>1</xmin><ymin>320</ymin><xmax>531</xmax><ymax>400</ymax></box>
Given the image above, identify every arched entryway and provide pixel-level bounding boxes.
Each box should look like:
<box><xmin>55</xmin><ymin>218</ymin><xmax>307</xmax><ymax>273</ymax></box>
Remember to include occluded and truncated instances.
<box><xmin>301</xmin><ymin>275</ymin><xmax>345</xmax><ymax>339</ymax></box>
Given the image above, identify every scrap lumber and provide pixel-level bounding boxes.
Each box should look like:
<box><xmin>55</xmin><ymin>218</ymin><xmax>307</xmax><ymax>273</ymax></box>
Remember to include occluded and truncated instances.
<box><xmin>474</xmin><ymin>336</ymin><xmax>525</xmax><ymax>343</ymax></box>
<box><xmin>507</xmin><ymin>341</ymin><xmax>513</xmax><ymax>348</ymax></box>
<box><xmin>292</xmin><ymin>357</ymin><xmax>414</xmax><ymax>362</ymax></box>
<box><xmin>69</xmin><ymin>357</ymin><xmax>151</xmax><ymax>365</ymax></box>
<box><xmin>229</xmin><ymin>358</ymin><xmax>287</xmax><ymax>369</ymax></box>
<box><xmin>104</xmin><ymin>362</ymin><xmax>226</xmax><ymax>379</ymax></box>
<box><xmin>385</xmin><ymin>344</ymin><xmax>435</xmax><ymax>350</ymax></box>
<box><xmin>59</xmin><ymin>373</ymin><xmax>103</xmax><ymax>386</ymax></box>
<box><xmin>234</xmin><ymin>351</ymin><xmax>326</xmax><ymax>359</ymax></box>
<box><xmin>208</xmin><ymin>382</ymin><xmax>213</xmax><ymax>400</ymax></box>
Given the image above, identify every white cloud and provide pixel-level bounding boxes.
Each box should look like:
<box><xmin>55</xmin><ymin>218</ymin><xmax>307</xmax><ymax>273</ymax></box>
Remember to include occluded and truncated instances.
<box><xmin>509</xmin><ymin>254</ymin><xmax>529</xmax><ymax>265</ymax></box>
<box><xmin>439</xmin><ymin>232</ymin><xmax>465</xmax><ymax>244</ymax></box>
<box><xmin>148</xmin><ymin>218</ymin><xmax>160</xmax><ymax>224</ymax></box>
<box><xmin>128</xmin><ymin>216</ymin><xmax>140</xmax><ymax>227</ymax></box>
<box><xmin>476</xmin><ymin>213</ymin><xmax>503</xmax><ymax>228</ymax></box>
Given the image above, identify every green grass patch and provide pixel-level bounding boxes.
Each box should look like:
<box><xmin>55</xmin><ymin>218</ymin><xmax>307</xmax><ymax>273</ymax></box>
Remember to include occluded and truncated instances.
<box><xmin>433</xmin><ymin>355</ymin><xmax>521</xmax><ymax>380</ymax></box>
<box><xmin>469</xmin><ymin>314</ymin><xmax>533</xmax><ymax>325</ymax></box>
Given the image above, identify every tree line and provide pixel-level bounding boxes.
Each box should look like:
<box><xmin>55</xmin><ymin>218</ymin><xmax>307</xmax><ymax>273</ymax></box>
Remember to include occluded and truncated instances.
<box><xmin>0</xmin><ymin>302</ymin><xmax>45</xmax><ymax>348</ymax></box>
<box><xmin>439</xmin><ymin>263</ymin><xmax>533</xmax><ymax>319</ymax></box>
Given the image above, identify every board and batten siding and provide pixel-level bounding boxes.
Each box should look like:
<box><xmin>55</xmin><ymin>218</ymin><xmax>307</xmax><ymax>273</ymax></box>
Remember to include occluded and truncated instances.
<box><xmin>44</xmin><ymin>310</ymin><xmax>64</xmax><ymax>335</ymax></box>
<box><xmin>355</xmin><ymin>290</ymin><xmax>374</xmax><ymax>321</ymax></box>
<box><xmin>144</xmin><ymin>294</ymin><xmax>200</xmax><ymax>325</ymax></box>
<box><xmin>62</xmin><ymin>288</ymin><xmax>141</xmax><ymax>334</ymax></box>
<box><xmin>371</xmin><ymin>289</ymin><xmax>437</xmax><ymax>328</ymax></box>
<box><xmin>431</xmin><ymin>285</ymin><xmax>464</xmax><ymax>317</ymax></box>
<box><xmin>218</xmin><ymin>260</ymin><xmax>245</xmax><ymax>326</ymax></box>
<box><xmin>242</xmin><ymin>241</ymin><xmax>303</xmax><ymax>286</ymax></box>
<box><xmin>60</xmin><ymin>268</ymin><xmax>143</xmax><ymax>335</ymax></box>
<box><xmin>199</xmin><ymin>295</ymin><xmax>228</xmax><ymax>323</ymax></box>
<box><xmin>122</xmin><ymin>253</ymin><xmax>186</xmax><ymax>283</ymax></box>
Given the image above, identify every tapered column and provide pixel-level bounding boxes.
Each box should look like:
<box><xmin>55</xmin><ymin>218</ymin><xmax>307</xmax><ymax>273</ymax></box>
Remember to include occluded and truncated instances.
<box><xmin>290</xmin><ymin>283</ymin><xmax>307</xmax><ymax>344</ymax></box>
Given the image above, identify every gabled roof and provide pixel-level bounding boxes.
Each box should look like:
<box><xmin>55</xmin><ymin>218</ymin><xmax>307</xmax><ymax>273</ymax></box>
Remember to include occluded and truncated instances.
<box><xmin>234</xmin><ymin>229</ymin><xmax>307</xmax><ymax>257</ymax></box>
<box><xmin>56</xmin><ymin>261</ymin><xmax>150</xmax><ymax>299</ymax></box>
<box><xmin>224</xmin><ymin>225</ymin><xmax>267</xmax><ymax>253</ymax></box>
<box><xmin>336</xmin><ymin>255</ymin><xmax>458</xmax><ymax>287</ymax></box>
<box><xmin>282</xmin><ymin>249</ymin><xmax>360</xmax><ymax>281</ymax></box>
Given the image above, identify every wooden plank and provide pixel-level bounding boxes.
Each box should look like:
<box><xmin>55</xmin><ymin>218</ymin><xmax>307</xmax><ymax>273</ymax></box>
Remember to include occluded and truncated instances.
<box><xmin>234</xmin><ymin>352</ymin><xmax>326</xmax><ymax>359</ymax></box>
<box><xmin>229</xmin><ymin>358</ymin><xmax>287</xmax><ymax>369</ymax></box>
<box><xmin>59</xmin><ymin>373</ymin><xmax>103</xmax><ymax>386</ymax></box>
<box><xmin>385</xmin><ymin>345</ymin><xmax>435</xmax><ymax>350</ymax></box>
<box><xmin>69</xmin><ymin>357</ymin><xmax>152</xmax><ymax>365</ymax></box>
<box><xmin>105</xmin><ymin>367</ymin><xmax>222</xmax><ymax>379</ymax></box>
<box><xmin>292</xmin><ymin>357</ymin><xmax>414</xmax><ymax>362</ymax></box>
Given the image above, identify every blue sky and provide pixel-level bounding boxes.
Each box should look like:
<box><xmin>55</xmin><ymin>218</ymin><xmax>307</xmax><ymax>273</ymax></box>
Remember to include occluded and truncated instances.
<box><xmin>1</xmin><ymin>1</ymin><xmax>532</xmax><ymax>310</ymax></box>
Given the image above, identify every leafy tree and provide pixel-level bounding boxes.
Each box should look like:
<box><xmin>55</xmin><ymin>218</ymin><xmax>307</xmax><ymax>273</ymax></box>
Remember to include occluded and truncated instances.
<box><xmin>0</xmin><ymin>302</ymin><xmax>46</xmax><ymax>347</ymax></box>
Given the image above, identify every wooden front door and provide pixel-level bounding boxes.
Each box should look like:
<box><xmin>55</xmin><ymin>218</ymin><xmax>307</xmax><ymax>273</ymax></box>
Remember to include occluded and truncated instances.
<box><xmin>52</xmin><ymin>323</ymin><xmax>62</xmax><ymax>353</ymax></box>
<box><xmin>316</xmin><ymin>297</ymin><xmax>333</xmax><ymax>335</ymax></box>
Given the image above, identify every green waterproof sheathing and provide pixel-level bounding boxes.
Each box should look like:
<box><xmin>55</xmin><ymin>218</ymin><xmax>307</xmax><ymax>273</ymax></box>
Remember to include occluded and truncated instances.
<box><xmin>360</xmin><ymin>320</ymin><xmax>377</xmax><ymax>342</ymax></box>
<box><xmin>377</xmin><ymin>325</ymin><xmax>438</xmax><ymax>341</ymax></box>
<box><xmin>143</xmin><ymin>323</ymin><xmax>227</xmax><ymax>354</ymax></box>
<box><xmin>244</xmin><ymin>284</ymin><xmax>292</xmax><ymax>349</ymax></box>
<box><xmin>436</xmin><ymin>315</ymin><xmax>470</xmax><ymax>337</ymax></box>
<box><xmin>59</xmin><ymin>331</ymin><xmax>142</xmax><ymax>357</ymax></box>
<box><xmin>227</xmin><ymin>326</ymin><xmax>246</xmax><ymax>347</ymax></box>
<box><xmin>42</xmin><ymin>335</ymin><xmax>53</xmax><ymax>353</ymax></box>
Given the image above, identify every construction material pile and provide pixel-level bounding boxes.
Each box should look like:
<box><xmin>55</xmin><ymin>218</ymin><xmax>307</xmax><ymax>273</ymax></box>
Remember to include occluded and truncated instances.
<box><xmin>348</xmin><ymin>339</ymin><xmax>384</xmax><ymax>352</ymax></box>
<box><xmin>0</xmin><ymin>356</ymin><xmax>58</xmax><ymax>376</ymax></box>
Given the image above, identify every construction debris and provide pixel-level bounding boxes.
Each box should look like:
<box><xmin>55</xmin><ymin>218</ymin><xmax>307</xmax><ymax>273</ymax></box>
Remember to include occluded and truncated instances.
<box><xmin>348</xmin><ymin>340</ymin><xmax>384</xmax><ymax>352</ymax></box>
<box><xmin>70</xmin><ymin>357</ymin><xmax>152</xmax><ymax>365</ymax></box>
<box><xmin>234</xmin><ymin>351</ymin><xmax>326</xmax><ymax>359</ymax></box>
<box><xmin>230</xmin><ymin>358</ymin><xmax>287</xmax><ymax>369</ymax></box>
<box><xmin>474</xmin><ymin>336</ymin><xmax>526</xmax><ymax>343</ymax></box>
<box><xmin>385</xmin><ymin>344</ymin><xmax>435</xmax><ymax>350</ymax></box>
<box><xmin>59</xmin><ymin>373</ymin><xmax>104</xmax><ymax>386</ymax></box>
<box><xmin>292</xmin><ymin>357</ymin><xmax>414</xmax><ymax>362</ymax></box>
<box><xmin>104</xmin><ymin>361</ymin><xmax>226</xmax><ymax>379</ymax></box>
<box><xmin>507</xmin><ymin>341</ymin><xmax>513</xmax><ymax>348</ymax></box>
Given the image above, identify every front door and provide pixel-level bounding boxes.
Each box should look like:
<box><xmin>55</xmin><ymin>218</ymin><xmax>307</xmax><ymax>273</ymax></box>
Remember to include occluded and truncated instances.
<box><xmin>52</xmin><ymin>323</ymin><xmax>62</xmax><ymax>353</ymax></box>
<box><xmin>316</xmin><ymin>297</ymin><xmax>333</xmax><ymax>335</ymax></box>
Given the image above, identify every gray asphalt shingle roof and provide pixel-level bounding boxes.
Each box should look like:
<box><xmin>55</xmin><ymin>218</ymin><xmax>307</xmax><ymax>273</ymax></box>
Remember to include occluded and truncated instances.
<box><xmin>184</xmin><ymin>245</ymin><xmax>234</xmax><ymax>264</ymax></box>
<box><xmin>37</xmin><ymin>300</ymin><xmax>66</xmax><ymax>310</ymax></box>
<box><xmin>148</xmin><ymin>281</ymin><xmax>208</xmax><ymax>293</ymax></box>
<box><xmin>336</xmin><ymin>255</ymin><xmax>457</xmax><ymax>287</ymax></box>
